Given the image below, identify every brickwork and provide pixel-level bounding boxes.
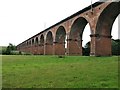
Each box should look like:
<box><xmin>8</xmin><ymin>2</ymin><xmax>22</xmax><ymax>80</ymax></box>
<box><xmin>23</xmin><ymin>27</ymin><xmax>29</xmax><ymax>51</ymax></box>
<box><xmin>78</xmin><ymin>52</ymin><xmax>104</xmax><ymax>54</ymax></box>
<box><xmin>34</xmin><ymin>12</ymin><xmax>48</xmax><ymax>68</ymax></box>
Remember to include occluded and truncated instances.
<box><xmin>53</xmin><ymin>42</ymin><xmax>65</xmax><ymax>55</ymax></box>
<box><xmin>45</xmin><ymin>44</ymin><xmax>53</xmax><ymax>55</ymax></box>
<box><xmin>95</xmin><ymin>35</ymin><xmax>112</xmax><ymax>56</ymax></box>
<box><xmin>67</xmin><ymin>39</ymin><xmax>82</xmax><ymax>55</ymax></box>
<box><xmin>17</xmin><ymin>1</ymin><xmax>119</xmax><ymax>56</ymax></box>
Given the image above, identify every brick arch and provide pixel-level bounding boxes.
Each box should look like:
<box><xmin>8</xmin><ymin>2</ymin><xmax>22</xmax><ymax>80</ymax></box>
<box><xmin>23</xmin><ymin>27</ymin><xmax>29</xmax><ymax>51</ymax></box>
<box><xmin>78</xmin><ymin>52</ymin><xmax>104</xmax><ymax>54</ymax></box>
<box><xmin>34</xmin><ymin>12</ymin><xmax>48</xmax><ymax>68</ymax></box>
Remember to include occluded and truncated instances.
<box><xmin>32</xmin><ymin>37</ymin><xmax>39</xmax><ymax>54</ymax></box>
<box><xmin>45</xmin><ymin>31</ymin><xmax>54</xmax><ymax>55</ymax></box>
<box><xmin>68</xmin><ymin>17</ymin><xmax>91</xmax><ymax>55</ymax></box>
<box><xmin>96</xmin><ymin>2</ymin><xmax>120</xmax><ymax>36</ymax></box>
<box><xmin>39</xmin><ymin>34</ymin><xmax>45</xmax><ymax>55</ymax></box>
<box><xmin>26</xmin><ymin>41</ymin><xmax>29</xmax><ymax>46</ymax></box>
<box><xmin>54</xmin><ymin>26</ymin><xmax>66</xmax><ymax>55</ymax></box>
<box><xmin>28</xmin><ymin>40</ymin><xmax>31</xmax><ymax>46</ymax></box>
<box><xmin>35</xmin><ymin>37</ymin><xmax>39</xmax><ymax>45</ymax></box>
<box><xmin>28</xmin><ymin>39</ymin><xmax>32</xmax><ymax>54</ymax></box>
<box><xmin>32</xmin><ymin>38</ymin><xmax>34</xmax><ymax>45</ymax></box>
<box><xmin>69</xmin><ymin>17</ymin><xmax>91</xmax><ymax>39</ymax></box>
<box><xmin>40</xmin><ymin>34</ymin><xmax>44</xmax><ymax>45</ymax></box>
<box><xmin>95</xmin><ymin>2</ymin><xmax>120</xmax><ymax>56</ymax></box>
<box><xmin>55</xmin><ymin>26</ymin><xmax>66</xmax><ymax>43</ymax></box>
<box><xmin>46</xmin><ymin>31</ymin><xmax>53</xmax><ymax>44</ymax></box>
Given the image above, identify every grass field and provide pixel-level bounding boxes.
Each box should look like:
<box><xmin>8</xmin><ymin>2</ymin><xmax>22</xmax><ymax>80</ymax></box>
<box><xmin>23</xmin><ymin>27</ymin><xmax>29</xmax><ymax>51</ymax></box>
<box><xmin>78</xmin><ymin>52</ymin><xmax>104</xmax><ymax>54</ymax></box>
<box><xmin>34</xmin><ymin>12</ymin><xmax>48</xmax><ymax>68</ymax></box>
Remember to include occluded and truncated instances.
<box><xmin>0</xmin><ymin>46</ymin><xmax>6</xmax><ymax>51</ymax></box>
<box><xmin>1</xmin><ymin>55</ymin><xmax>119</xmax><ymax>88</ymax></box>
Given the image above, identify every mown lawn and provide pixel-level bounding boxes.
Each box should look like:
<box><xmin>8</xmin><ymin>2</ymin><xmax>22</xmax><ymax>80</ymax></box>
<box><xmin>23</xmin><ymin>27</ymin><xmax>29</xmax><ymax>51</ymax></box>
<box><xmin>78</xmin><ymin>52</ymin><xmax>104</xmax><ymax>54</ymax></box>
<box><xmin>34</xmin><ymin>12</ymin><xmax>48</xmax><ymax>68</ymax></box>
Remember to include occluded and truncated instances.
<box><xmin>1</xmin><ymin>55</ymin><xmax>119</xmax><ymax>88</ymax></box>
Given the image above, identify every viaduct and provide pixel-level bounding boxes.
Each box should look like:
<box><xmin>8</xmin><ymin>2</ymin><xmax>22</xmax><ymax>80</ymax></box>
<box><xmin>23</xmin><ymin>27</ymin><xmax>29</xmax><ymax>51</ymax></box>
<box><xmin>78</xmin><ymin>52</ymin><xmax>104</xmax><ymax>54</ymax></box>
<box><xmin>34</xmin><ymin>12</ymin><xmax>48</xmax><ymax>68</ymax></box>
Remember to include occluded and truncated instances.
<box><xmin>17</xmin><ymin>0</ymin><xmax>120</xmax><ymax>56</ymax></box>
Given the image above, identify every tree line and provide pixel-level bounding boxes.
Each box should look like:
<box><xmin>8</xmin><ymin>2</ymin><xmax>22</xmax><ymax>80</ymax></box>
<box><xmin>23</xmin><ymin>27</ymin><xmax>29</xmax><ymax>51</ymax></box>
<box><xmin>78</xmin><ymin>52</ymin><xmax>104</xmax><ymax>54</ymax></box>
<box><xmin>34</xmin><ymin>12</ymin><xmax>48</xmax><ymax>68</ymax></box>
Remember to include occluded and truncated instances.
<box><xmin>0</xmin><ymin>43</ymin><xmax>18</xmax><ymax>55</ymax></box>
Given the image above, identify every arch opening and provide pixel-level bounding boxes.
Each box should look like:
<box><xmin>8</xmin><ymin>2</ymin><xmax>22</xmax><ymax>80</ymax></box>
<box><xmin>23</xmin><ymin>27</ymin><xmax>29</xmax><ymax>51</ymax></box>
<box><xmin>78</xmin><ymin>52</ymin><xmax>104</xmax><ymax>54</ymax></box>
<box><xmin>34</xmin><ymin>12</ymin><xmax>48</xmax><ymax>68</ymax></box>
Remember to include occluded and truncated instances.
<box><xmin>55</xmin><ymin>26</ymin><xmax>66</xmax><ymax>43</ymax></box>
<box><xmin>40</xmin><ymin>35</ymin><xmax>44</xmax><ymax>45</ymax></box>
<box><xmin>32</xmin><ymin>39</ymin><xmax>34</xmax><ymax>45</ymax></box>
<box><xmin>35</xmin><ymin>37</ymin><xmax>38</xmax><ymax>45</ymax></box>
<box><xmin>112</xmin><ymin>17</ymin><xmax>119</xmax><ymax>40</ymax></box>
<box><xmin>39</xmin><ymin>34</ymin><xmax>44</xmax><ymax>55</ymax></box>
<box><xmin>29</xmin><ymin>40</ymin><xmax>31</xmax><ymax>46</ymax></box>
<box><xmin>26</xmin><ymin>41</ymin><xmax>29</xmax><ymax>46</ymax></box>
<box><xmin>45</xmin><ymin>31</ymin><xmax>54</xmax><ymax>55</ymax></box>
<box><xmin>55</xmin><ymin>26</ymin><xmax>66</xmax><ymax>55</ymax></box>
<box><xmin>69</xmin><ymin>17</ymin><xmax>91</xmax><ymax>55</ymax></box>
<box><xmin>111</xmin><ymin>16</ymin><xmax>120</xmax><ymax>55</ymax></box>
<box><xmin>70</xmin><ymin>17</ymin><xmax>88</xmax><ymax>39</ymax></box>
<box><xmin>82</xmin><ymin>24</ymin><xmax>91</xmax><ymax>56</ymax></box>
<box><xmin>46</xmin><ymin>31</ymin><xmax>53</xmax><ymax>44</ymax></box>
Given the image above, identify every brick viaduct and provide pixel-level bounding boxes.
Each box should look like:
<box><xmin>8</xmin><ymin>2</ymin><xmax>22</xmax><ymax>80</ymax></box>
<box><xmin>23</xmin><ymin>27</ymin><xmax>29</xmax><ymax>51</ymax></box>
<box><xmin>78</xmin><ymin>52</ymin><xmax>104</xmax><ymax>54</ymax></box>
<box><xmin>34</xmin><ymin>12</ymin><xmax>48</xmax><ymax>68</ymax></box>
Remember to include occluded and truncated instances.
<box><xmin>17</xmin><ymin>1</ymin><xmax>120</xmax><ymax>56</ymax></box>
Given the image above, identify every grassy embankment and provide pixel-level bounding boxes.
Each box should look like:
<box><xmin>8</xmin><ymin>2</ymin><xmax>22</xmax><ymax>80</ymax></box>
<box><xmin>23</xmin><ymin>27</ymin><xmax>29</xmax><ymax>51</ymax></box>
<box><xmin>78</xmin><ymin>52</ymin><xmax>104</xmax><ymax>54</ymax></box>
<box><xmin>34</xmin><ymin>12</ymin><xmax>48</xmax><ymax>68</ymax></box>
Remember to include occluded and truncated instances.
<box><xmin>2</xmin><ymin>55</ymin><xmax>119</xmax><ymax>88</ymax></box>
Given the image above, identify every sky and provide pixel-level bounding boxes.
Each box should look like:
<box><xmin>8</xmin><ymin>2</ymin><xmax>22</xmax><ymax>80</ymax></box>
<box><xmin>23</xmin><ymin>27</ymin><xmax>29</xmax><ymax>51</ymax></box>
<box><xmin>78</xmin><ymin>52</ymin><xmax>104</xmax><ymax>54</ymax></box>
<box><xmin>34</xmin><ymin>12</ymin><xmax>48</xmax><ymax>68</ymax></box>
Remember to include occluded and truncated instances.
<box><xmin>0</xmin><ymin>0</ymin><xmax>119</xmax><ymax>46</ymax></box>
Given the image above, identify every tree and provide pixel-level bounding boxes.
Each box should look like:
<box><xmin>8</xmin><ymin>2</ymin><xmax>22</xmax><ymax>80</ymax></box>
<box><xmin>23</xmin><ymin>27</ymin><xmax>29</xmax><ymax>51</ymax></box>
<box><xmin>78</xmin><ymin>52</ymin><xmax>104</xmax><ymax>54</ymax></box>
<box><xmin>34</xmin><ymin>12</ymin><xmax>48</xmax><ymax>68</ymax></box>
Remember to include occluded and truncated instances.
<box><xmin>112</xmin><ymin>39</ymin><xmax>120</xmax><ymax>55</ymax></box>
<box><xmin>6</xmin><ymin>43</ymin><xmax>16</xmax><ymax>55</ymax></box>
<box><xmin>83</xmin><ymin>41</ymin><xmax>90</xmax><ymax>56</ymax></box>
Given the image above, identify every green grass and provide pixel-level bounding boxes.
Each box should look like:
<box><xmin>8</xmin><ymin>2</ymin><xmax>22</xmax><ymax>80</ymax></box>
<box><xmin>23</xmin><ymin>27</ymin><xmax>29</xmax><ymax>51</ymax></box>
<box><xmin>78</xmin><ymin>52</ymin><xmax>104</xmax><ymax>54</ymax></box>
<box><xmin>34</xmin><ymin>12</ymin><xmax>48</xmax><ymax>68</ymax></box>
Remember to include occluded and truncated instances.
<box><xmin>0</xmin><ymin>46</ymin><xmax>7</xmax><ymax>50</ymax></box>
<box><xmin>2</xmin><ymin>55</ymin><xmax>119</xmax><ymax>88</ymax></box>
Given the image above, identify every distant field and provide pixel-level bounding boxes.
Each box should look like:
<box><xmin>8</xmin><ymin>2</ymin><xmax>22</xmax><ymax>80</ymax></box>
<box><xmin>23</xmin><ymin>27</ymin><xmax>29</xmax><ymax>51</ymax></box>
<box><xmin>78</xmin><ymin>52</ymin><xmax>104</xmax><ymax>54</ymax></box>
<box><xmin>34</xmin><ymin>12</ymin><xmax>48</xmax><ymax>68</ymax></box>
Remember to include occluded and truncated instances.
<box><xmin>1</xmin><ymin>55</ymin><xmax>119</xmax><ymax>88</ymax></box>
<box><xmin>0</xmin><ymin>46</ymin><xmax>7</xmax><ymax>51</ymax></box>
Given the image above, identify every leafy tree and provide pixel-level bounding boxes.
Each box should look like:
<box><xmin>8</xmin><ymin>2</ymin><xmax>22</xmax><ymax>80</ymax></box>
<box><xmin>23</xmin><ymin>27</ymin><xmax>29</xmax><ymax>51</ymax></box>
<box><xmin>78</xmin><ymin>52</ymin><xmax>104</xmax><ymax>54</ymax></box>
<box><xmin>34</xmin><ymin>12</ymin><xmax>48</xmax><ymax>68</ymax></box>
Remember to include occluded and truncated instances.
<box><xmin>6</xmin><ymin>43</ymin><xmax>16</xmax><ymax>55</ymax></box>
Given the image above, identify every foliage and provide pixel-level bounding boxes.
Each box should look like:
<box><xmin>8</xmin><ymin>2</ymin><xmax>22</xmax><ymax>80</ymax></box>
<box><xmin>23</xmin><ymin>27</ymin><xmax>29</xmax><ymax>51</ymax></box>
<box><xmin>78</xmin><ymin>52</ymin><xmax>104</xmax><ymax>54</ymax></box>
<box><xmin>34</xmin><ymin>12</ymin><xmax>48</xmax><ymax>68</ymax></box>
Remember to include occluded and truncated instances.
<box><xmin>0</xmin><ymin>43</ymin><xmax>32</xmax><ymax>55</ymax></box>
<box><xmin>0</xmin><ymin>46</ymin><xmax>7</xmax><ymax>55</ymax></box>
<box><xmin>5</xmin><ymin>43</ymin><xmax>16</xmax><ymax>55</ymax></box>
<box><xmin>112</xmin><ymin>39</ymin><xmax>120</xmax><ymax>55</ymax></box>
<box><xmin>83</xmin><ymin>41</ymin><xmax>90</xmax><ymax>56</ymax></box>
<box><xmin>2</xmin><ymin>55</ymin><xmax>118</xmax><ymax>88</ymax></box>
<box><xmin>0</xmin><ymin>43</ymin><xmax>19</xmax><ymax>55</ymax></box>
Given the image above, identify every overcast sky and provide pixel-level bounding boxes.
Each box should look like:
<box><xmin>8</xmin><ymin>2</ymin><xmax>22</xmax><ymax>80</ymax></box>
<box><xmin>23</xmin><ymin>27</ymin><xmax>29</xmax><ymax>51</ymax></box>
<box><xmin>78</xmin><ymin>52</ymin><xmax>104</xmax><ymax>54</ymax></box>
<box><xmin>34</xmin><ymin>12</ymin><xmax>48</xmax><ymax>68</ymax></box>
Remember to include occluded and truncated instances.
<box><xmin>0</xmin><ymin>0</ymin><xmax>118</xmax><ymax>46</ymax></box>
